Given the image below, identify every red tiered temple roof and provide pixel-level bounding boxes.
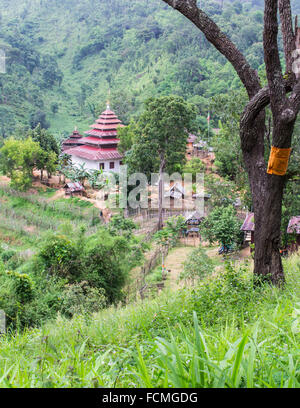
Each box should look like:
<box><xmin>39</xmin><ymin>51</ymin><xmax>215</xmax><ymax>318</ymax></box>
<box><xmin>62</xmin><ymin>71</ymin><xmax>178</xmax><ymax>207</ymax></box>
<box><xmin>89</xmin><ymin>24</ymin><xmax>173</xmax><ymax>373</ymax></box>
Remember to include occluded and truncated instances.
<box><xmin>66</xmin><ymin>146</ymin><xmax>123</xmax><ymax>161</ymax></box>
<box><xmin>67</xmin><ymin>106</ymin><xmax>124</xmax><ymax>162</ymax></box>
<box><xmin>62</xmin><ymin>128</ymin><xmax>85</xmax><ymax>151</ymax></box>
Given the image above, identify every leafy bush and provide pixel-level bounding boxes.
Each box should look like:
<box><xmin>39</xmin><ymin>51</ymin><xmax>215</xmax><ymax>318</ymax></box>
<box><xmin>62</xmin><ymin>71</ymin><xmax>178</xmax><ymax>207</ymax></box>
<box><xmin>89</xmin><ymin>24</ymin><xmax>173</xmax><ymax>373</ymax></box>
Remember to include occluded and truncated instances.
<box><xmin>201</xmin><ymin>205</ymin><xmax>243</xmax><ymax>248</ymax></box>
<box><xmin>60</xmin><ymin>281</ymin><xmax>107</xmax><ymax>318</ymax></box>
<box><xmin>6</xmin><ymin>271</ymin><xmax>35</xmax><ymax>303</ymax></box>
<box><xmin>180</xmin><ymin>246</ymin><xmax>214</xmax><ymax>284</ymax></box>
<box><xmin>182</xmin><ymin>157</ymin><xmax>205</xmax><ymax>181</ymax></box>
<box><xmin>38</xmin><ymin>234</ymin><xmax>81</xmax><ymax>280</ymax></box>
<box><xmin>1</xmin><ymin>249</ymin><xmax>16</xmax><ymax>263</ymax></box>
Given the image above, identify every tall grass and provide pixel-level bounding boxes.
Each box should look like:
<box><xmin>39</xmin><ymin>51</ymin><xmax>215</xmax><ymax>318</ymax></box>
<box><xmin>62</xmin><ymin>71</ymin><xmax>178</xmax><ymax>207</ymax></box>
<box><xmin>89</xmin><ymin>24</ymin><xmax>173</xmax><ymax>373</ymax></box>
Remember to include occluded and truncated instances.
<box><xmin>0</xmin><ymin>253</ymin><xmax>299</xmax><ymax>388</ymax></box>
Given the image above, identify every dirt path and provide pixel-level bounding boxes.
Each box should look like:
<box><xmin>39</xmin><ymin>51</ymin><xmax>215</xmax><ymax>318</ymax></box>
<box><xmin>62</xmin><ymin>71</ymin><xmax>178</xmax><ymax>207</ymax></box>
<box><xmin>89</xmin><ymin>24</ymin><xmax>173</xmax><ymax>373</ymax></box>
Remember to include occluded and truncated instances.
<box><xmin>164</xmin><ymin>246</ymin><xmax>195</xmax><ymax>290</ymax></box>
<box><xmin>47</xmin><ymin>189</ymin><xmax>65</xmax><ymax>201</ymax></box>
<box><xmin>0</xmin><ymin>175</ymin><xmax>10</xmax><ymax>184</ymax></box>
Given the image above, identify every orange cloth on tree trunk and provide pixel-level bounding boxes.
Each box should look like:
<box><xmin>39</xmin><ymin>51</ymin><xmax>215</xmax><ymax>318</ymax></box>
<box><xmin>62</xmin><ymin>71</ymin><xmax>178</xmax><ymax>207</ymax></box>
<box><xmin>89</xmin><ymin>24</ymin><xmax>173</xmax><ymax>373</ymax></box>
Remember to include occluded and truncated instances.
<box><xmin>267</xmin><ymin>146</ymin><xmax>292</xmax><ymax>176</ymax></box>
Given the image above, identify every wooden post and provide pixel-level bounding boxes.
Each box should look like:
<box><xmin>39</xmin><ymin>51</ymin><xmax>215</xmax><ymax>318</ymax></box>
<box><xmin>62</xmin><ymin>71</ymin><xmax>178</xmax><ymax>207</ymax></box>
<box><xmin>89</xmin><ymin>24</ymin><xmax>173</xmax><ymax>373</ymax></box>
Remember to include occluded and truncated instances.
<box><xmin>0</xmin><ymin>310</ymin><xmax>5</xmax><ymax>334</ymax></box>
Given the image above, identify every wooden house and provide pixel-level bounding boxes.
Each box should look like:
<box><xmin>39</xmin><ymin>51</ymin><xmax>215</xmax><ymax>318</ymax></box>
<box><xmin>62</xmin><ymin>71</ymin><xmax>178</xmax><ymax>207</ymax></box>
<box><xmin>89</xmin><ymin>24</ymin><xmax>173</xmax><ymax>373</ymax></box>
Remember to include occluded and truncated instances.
<box><xmin>240</xmin><ymin>212</ymin><xmax>255</xmax><ymax>245</ymax></box>
<box><xmin>287</xmin><ymin>216</ymin><xmax>300</xmax><ymax>252</ymax></box>
<box><xmin>184</xmin><ymin>210</ymin><xmax>204</xmax><ymax>237</ymax></box>
<box><xmin>64</xmin><ymin>182</ymin><xmax>85</xmax><ymax>197</ymax></box>
<box><xmin>186</xmin><ymin>133</ymin><xmax>197</xmax><ymax>156</ymax></box>
<box><xmin>164</xmin><ymin>183</ymin><xmax>185</xmax><ymax>200</ymax></box>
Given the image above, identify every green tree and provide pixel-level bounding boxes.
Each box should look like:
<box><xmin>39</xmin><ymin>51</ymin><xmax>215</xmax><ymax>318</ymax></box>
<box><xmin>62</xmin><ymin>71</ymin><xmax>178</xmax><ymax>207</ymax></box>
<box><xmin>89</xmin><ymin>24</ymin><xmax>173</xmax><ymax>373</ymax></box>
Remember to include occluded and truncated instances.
<box><xmin>27</xmin><ymin>124</ymin><xmax>59</xmax><ymax>155</ymax></box>
<box><xmin>108</xmin><ymin>214</ymin><xmax>137</xmax><ymax>238</ymax></box>
<box><xmin>29</xmin><ymin>110</ymin><xmax>50</xmax><ymax>130</ymax></box>
<box><xmin>50</xmin><ymin>102</ymin><xmax>59</xmax><ymax>115</ymax></box>
<box><xmin>205</xmin><ymin>174</ymin><xmax>239</xmax><ymax>210</ymax></box>
<box><xmin>118</xmin><ymin>120</ymin><xmax>139</xmax><ymax>154</ymax></box>
<box><xmin>130</xmin><ymin>96</ymin><xmax>197</xmax><ymax>229</ymax></box>
<box><xmin>162</xmin><ymin>0</ymin><xmax>300</xmax><ymax>285</ymax></box>
<box><xmin>201</xmin><ymin>205</ymin><xmax>242</xmax><ymax>248</ymax></box>
<box><xmin>0</xmin><ymin>137</ymin><xmax>44</xmax><ymax>190</ymax></box>
<box><xmin>180</xmin><ymin>246</ymin><xmax>214</xmax><ymax>285</ymax></box>
<box><xmin>182</xmin><ymin>157</ymin><xmax>205</xmax><ymax>182</ymax></box>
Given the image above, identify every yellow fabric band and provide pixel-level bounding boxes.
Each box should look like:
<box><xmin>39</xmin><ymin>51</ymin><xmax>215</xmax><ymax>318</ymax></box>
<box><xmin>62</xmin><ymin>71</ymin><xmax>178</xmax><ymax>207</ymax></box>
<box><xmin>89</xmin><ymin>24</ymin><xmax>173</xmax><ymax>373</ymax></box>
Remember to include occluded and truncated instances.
<box><xmin>267</xmin><ymin>146</ymin><xmax>292</xmax><ymax>176</ymax></box>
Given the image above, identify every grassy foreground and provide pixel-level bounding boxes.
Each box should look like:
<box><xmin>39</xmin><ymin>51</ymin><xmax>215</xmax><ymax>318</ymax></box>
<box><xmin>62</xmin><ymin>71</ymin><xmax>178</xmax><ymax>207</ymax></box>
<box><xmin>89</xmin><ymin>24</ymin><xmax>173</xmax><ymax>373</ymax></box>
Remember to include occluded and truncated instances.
<box><xmin>0</xmin><ymin>253</ymin><xmax>299</xmax><ymax>388</ymax></box>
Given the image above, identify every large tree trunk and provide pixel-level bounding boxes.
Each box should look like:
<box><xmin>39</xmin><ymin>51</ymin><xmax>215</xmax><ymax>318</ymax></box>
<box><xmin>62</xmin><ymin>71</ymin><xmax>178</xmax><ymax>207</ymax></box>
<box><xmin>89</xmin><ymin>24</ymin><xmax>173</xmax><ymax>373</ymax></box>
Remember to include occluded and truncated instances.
<box><xmin>253</xmin><ymin>176</ymin><xmax>285</xmax><ymax>285</ymax></box>
<box><xmin>241</xmin><ymin>111</ymin><xmax>286</xmax><ymax>286</ymax></box>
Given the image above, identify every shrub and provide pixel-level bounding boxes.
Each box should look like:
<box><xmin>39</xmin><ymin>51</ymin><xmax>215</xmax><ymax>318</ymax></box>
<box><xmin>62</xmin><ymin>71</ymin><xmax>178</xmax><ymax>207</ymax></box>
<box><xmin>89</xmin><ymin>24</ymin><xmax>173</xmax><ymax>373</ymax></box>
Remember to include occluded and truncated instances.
<box><xmin>6</xmin><ymin>270</ymin><xmax>35</xmax><ymax>303</ymax></box>
<box><xmin>37</xmin><ymin>234</ymin><xmax>81</xmax><ymax>280</ymax></box>
<box><xmin>1</xmin><ymin>249</ymin><xmax>16</xmax><ymax>262</ymax></box>
<box><xmin>60</xmin><ymin>281</ymin><xmax>107</xmax><ymax>318</ymax></box>
<box><xmin>180</xmin><ymin>246</ymin><xmax>214</xmax><ymax>284</ymax></box>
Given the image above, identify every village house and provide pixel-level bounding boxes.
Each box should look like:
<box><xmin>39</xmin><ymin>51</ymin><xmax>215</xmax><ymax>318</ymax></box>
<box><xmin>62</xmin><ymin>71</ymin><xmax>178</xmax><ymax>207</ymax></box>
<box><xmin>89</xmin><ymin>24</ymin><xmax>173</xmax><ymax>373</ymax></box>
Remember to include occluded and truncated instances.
<box><xmin>184</xmin><ymin>210</ymin><xmax>204</xmax><ymax>237</ymax></box>
<box><xmin>164</xmin><ymin>183</ymin><xmax>185</xmax><ymax>200</ymax></box>
<box><xmin>65</xmin><ymin>104</ymin><xmax>124</xmax><ymax>172</ymax></box>
<box><xmin>287</xmin><ymin>216</ymin><xmax>300</xmax><ymax>252</ymax></box>
<box><xmin>64</xmin><ymin>182</ymin><xmax>85</xmax><ymax>197</ymax></box>
<box><xmin>240</xmin><ymin>212</ymin><xmax>255</xmax><ymax>245</ymax></box>
<box><xmin>186</xmin><ymin>133</ymin><xmax>198</xmax><ymax>156</ymax></box>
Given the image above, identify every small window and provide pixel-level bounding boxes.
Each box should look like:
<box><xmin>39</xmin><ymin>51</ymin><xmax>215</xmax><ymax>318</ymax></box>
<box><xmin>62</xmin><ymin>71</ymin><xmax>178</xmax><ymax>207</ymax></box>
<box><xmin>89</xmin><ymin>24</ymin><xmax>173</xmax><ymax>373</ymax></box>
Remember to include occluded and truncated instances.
<box><xmin>99</xmin><ymin>163</ymin><xmax>104</xmax><ymax>170</ymax></box>
<box><xmin>109</xmin><ymin>162</ymin><xmax>115</xmax><ymax>169</ymax></box>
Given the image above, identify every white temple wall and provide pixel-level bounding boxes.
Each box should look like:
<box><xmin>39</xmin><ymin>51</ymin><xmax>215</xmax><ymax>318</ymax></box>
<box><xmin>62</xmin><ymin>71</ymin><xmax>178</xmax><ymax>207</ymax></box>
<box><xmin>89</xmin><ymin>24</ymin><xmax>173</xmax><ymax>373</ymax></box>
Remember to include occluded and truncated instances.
<box><xmin>71</xmin><ymin>155</ymin><xmax>121</xmax><ymax>173</ymax></box>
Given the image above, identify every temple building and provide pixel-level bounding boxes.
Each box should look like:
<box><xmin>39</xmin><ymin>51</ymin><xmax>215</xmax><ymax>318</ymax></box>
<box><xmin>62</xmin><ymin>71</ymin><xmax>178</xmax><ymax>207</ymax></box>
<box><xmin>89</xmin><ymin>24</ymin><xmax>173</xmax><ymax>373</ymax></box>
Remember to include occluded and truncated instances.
<box><xmin>65</xmin><ymin>105</ymin><xmax>124</xmax><ymax>172</ymax></box>
<box><xmin>62</xmin><ymin>128</ymin><xmax>84</xmax><ymax>152</ymax></box>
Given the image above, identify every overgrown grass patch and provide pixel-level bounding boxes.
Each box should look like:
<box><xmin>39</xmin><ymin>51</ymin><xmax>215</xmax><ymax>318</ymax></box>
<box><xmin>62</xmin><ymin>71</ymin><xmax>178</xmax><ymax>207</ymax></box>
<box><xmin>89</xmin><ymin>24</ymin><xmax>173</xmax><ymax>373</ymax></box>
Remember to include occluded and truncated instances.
<box><xmin>0</xmin><ymin>253</ymin><xmax>299</xmax><ymax>388</ymax></box>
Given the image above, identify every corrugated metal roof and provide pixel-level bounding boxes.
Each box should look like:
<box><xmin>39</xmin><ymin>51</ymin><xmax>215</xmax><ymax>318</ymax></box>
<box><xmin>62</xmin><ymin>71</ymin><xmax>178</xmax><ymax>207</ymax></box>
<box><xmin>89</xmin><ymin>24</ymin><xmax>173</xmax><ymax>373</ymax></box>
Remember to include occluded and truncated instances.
<box><xmin>287</xmin><ymin>216</ymin><xmax>300</xmax><ymax>234</ymax></box>
<box><xmin>64</xmin><ymin>182</ymin><xmax>85</xmax><ymax>192</ymax></box>
<box><xmin>240</xmin><ymin>212</ymin><xmax>255</xmax><ymax>231</ymax></box>
<box><xmin>185</xmin><ymin>211</ymin><xmax>203</xmax><ymax>222</ymax></box>
<box><xmin>187</xmin><ymin>134</ymin><xmax>197</xmax><ymax>143</ymax></box>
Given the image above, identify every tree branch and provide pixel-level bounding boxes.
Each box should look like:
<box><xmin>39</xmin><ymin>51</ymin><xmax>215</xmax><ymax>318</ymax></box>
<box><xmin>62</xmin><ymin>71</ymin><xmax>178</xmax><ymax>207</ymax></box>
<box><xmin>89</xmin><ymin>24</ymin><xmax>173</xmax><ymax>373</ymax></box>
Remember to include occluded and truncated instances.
<box><xmin>241</xmin><ymin>78</ymin><xmax>294</xmax><ymax>129</ymax></box>
<box><xmin>162</xmin><ymin>0</ymin><xmax>261</xmax><ymax>98</ymax></box>
<box><xmin>289</xmin><ymin>80</ymin><xmax>300</xmax><ymax>113</ymax></box>
<box><xmin>263</xmin><ymin>0</ymin><xmax>286</xmax><ymax>111</ymax></box>
<box><xmin>279</xmin><ymin>0</ymin><xmax>296</xmax><ymax>74</ymax></box>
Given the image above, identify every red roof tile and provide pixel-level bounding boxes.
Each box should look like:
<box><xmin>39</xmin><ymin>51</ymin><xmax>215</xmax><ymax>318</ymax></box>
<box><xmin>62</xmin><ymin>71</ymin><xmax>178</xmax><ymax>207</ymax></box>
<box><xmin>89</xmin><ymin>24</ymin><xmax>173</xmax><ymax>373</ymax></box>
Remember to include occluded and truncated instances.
<box><xmin>78</xmin><ymin>137</ymin><xmax>120</xmax><ymax>145</ymax></box>
<box><xmin>90</xmin><ymin>124</ymin><xmax>125</xmax><ymax>130</ymax></box>
<box><xmin>95</xmin><ymin>118</ymin><xmax>122</xmax><ymax>125</ymax></box>
<box><xmin>84</xmin><ymin>129</ymin><xmax>118</xmax><ymax>137</ymax></box>
<box><xmin>69</xmin><ymin>130</ymin><xmax>83</xmax><ymax>138</ymax></box>
<box><xmin>66</xmin><ymin>145</ymin><xmax>123</xmax><ymax>161</ymax></box>
<box><xmin>63</xmin><ymin>138</ymin><xmax>84</xmax><ymax>145</ymax></box>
